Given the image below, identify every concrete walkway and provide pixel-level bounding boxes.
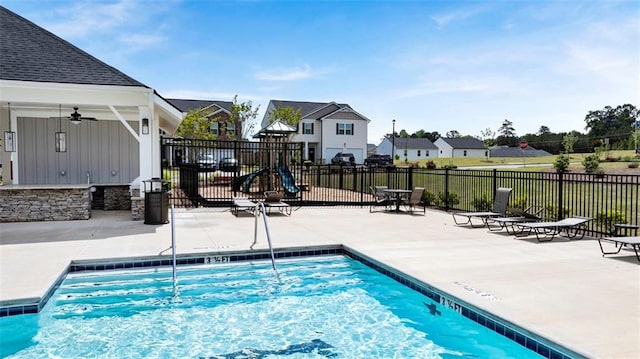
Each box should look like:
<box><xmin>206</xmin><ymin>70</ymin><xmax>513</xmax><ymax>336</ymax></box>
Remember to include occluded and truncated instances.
<box><xmin>1</xmin><ymin>207</ymin><xmax>638</xmax><ymax>358</ymax></box>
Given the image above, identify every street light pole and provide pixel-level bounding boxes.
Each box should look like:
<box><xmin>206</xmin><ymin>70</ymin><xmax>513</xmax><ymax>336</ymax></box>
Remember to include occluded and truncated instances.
<box><xmin>392</xmin><ymin>119</ymin><xmax>396</xmax><ymax>161</ymax></box>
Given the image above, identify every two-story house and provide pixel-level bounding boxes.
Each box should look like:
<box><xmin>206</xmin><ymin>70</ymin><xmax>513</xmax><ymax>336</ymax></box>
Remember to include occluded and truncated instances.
<box><xmin>261</xmin><ymin>100</ymin><xmax>370</xmax><ymax>164</ymax></box>
<box><xmin>167</xmin><ymin>99</ymin><xmax>240</xmax><ymax>141</ymax></box>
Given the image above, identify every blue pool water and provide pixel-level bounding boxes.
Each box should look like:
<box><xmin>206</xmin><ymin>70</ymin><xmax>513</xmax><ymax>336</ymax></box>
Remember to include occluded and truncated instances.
<box><xmin>1</xmin><ymin>256</ymin><xmax>543</xmax><ymax>358</ymax></box>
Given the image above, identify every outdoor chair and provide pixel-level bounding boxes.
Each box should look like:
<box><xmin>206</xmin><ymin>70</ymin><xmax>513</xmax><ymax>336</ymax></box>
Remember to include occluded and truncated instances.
<box><xmin>597</xmin><ymin>236</ymin><xmax>640</xmax><ymax>262</ymax></box>
<box><xmin>369</xmin><ymin>185</ymin><xmax>391</xmax><ymax>212</ymax></box>
<box><xmin>452</xmin><ymin>187</ymin><xmax>513</xmax><ymax>227</ymax></box>
<box><xmin>231</xmin><ymin>197</ymin><xmax>258</xmax><ymax>217</ymax></box>
<box><xmin>263</xmin><ymin>191</ymin><xmax>292</xmax><ymax>216</ymax></box>
<box><xmin>514</xmin><ymin>216</ymin><xmax>594</xmax><ymax>242</ymax></box>
<box><xmin>401</xmin><ymin>187</ymin><xmax>426</xmax><ymax>214</ymax></box>
<box><xmin>486</xmin><ymin>206</ymin><xmax>543</xmax><ymax>234</ymax></box>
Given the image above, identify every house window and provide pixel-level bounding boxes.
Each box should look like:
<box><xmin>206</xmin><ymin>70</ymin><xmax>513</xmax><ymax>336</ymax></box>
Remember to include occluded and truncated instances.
<box><xmin>463</xmin><ymin>150</ymin><xmax>468</xmax><ymax>157</ymax></box>
<box><xmin>403</xmin><ymin>149</ymin><xmax>407</xmax><ymax>156</ymax></box>
<box><xmin>426</xmin><ymin>150</ymin><xmax>430</xmax><ymax>157</ymax></box>
<box><xmin>226</xmin><ymin>122</ymin><xmax>235</xmax><ymax>136</ymax></box>
<box><xmin>336</xmin><ymin>123</ymin><xmax>354</xmax><ymax>135</ymax></box>
<box><xmin>210</xmin><ymin>122</ymin><xmax>219</xmax><ymax>135</ymax></box>
<box><xmin>417</xmin><ymin>150</ymin><xmax>421</xmax><ymax>157</ymax></box>
<box><xmin>303</xmin><ymin>122</ymin><xmax>314</xmax><ymax>135</ymax></box>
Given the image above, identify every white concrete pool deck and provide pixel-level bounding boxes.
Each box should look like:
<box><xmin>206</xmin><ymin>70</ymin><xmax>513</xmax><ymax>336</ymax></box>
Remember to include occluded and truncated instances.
<box><xmin>1</xmin><ymin>207</ymin><xmax>638</xmax><ymax>358</ymax></box>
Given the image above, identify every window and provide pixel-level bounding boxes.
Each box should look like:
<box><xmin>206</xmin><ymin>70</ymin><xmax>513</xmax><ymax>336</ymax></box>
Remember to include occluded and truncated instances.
<box><xmin>417</xmin><ymin>150</ymin><xmax>421</xmax><ymax>157</ymax></box>
<box><xmin>336</xmin><ymin>123</ymin><xmax>354</xmax><ymax>135</ymax></box>
<box><xmin>303</xmin><ymin>122</ymin><xmax>314</xmax><ymax>135</ymax></box>
<box><xmin>426</xmin><ymin>150</ymin><xmax>430</xmax><ymax>157</ymax></box>
<box><xmin>210</xmin><ymin>122</ymin><xmax>219</xmax><ymax>135</ymax></box>
<box><xmin>463</xmin><ymin>150</ymin><xmax>468</xmax><ymax>157</ymax></box>
<box><xmin>226</xmin><ymin>122</ymin><xmax>235</xmax><ymax>136</ymax></box>
<box><xmin>403</xmin><ymin>149</ymin><xmax>407</xmax><ymax>156</ymax></box>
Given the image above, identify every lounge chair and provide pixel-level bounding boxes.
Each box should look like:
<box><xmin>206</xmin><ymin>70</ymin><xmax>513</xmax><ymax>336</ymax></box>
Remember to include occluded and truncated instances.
<box><xmin>486</xmin><ymin>207</ymin><xmax>543</xmax><ymax>234</ymax></box>
<box><xmin>369</xmin><ymin>185</ymin><xmax>391</xmax><ymax>212</ymax></box>
<box><xmin>263</xmin><ymin>191</ymin><xmax>292</xmax><ymax>216</ymax></box>
<box><xmin>597</xmin><ymin>236</ymin><xmax>640</xmax><ymax>262</ymax></box>
<box><xmin>401</xmin><ymin>187</ymin><xmax>425</xmax><ymax>214</ymax></box>
<box><xmin>231</xmin><ymin>197</ymin><xmax>257</xmax><ymax>216</ymax></box>
<box><xmin>452</xmin><ymin>187</ymin><xmax>513</xmax><ymax>227</ymax></box>
<box><xmin>515</xmin><ymin>216</ymin><xmax>593</xmax><ymax>242</ymax></box>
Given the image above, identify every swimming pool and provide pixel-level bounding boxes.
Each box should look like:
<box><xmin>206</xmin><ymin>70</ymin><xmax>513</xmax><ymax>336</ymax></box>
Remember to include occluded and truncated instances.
<box><xmin>1</xmin><ymin>253</ymin><xmax>566</xmax><ymax>358</ymax></box>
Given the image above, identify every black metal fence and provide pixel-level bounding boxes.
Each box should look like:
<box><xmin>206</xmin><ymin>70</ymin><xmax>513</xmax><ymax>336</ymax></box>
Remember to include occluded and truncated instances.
<box><xmin>161</xmin><ymin>138</ymin><xmax>639</xmax><ymax>237</ymax></box>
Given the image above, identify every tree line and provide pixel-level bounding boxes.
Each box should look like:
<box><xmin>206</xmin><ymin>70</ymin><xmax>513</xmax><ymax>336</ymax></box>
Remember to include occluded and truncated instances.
<box><xmin>394</xmin><ymin>104</ymin><xmax>639</xmax><ymax>154</ymax></box>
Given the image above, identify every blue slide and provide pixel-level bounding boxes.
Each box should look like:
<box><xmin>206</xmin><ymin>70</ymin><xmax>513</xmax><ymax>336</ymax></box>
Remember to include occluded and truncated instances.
<box><xmin>276</xmin><ymin>166</ymin><xmax>301</xmax><ymax>196</ymax></box>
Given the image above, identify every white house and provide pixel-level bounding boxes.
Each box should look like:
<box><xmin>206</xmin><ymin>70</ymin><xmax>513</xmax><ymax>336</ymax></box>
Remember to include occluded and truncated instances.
<box><xmin>377</xmin><ymin>135</ymin><xmax>439</xmax><ymax>160</ymax></box>
<box><xmin>261</xmin><ymin>100</ymin><xmax>369</xmax><ymax>164</ymax></box>
<box><xmin>0</xmin><ymin>6</ymin><xmax>182</xmax><ymax>221</ymax></box>
<box><xmin>434</xmin><ymin>137</ymin><xmax>488</xmax><ymax>158</ymax></box>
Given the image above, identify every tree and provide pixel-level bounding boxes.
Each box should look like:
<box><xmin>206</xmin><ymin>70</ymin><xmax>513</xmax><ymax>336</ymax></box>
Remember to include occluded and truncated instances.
<box><xmin>498</xmin><ymin>119</ymin><xmax>516</xmax><ymax>138</ymax></box>
<box><xmin>230</xmin><ymin>95</ymin><xmax>260</xmax><ymax>140</ymax></box>
<box><xmin>268</xmin><ymin>105</ymin><xmax>302</xmax><ymax>127</ymax></box>
<box><xmin>480</xmin><ymin>127</ymin><xmax>496</xmax><ymax>147</ymax></box>
<box><xmin>584</xmin><ymin>104</ymin><xmax>638</xmax><ymax>139</ymax></box>
<box><xmin>175</xmin><ymin>108</ymin><xmax>216</xmax><ymax>140</ymax></box>
<box><xmin>538</xmin><ymin>126</ymin><xmax>551</xmax><ymax>136</ymax></box>
<box><xmin>425</xmin><ymin>131</ymin><xmax>441</xmax><ymax>142</ymax></box>
<box><xmin>399</xmin><ymin>129</ymin><xmax>410</xmax><ymax>138</ymax></box>
<box><xmin>562</xmin><ymin>131</ymin><xmax>579</xmax><ymax>154</ymax></box>
<box><xmin>445</xmin><ymin>130</ymin><xmax>460</xmax><ymax>138</ymax></box>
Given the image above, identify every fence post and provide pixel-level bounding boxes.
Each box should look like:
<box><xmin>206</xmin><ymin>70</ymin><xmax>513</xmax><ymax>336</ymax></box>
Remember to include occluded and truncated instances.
<box><xmin>492</xmin><ymin>169</ymin><xmax>497</xmax><ymax>197</ymax></box>
<box><xmin>445</xmin><ymin>168</ymin><xmax>450</xmax><ymax>211</ymax></box>
<box><xmin>408</xmin><ymin>166</ymin><xmax>413</xmax><ymax>189</ymax></box>
<box><xmin>557</xmin><ymin>171</ymin><xmax>564</xmax><ymax>220</ymax></box>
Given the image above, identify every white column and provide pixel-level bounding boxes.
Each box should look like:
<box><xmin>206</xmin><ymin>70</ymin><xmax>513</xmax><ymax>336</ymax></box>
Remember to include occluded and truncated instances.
<box><xmin>137</xmin><ymin>105</ymin><xmax>152</xmax><ymax>195</ymax></box>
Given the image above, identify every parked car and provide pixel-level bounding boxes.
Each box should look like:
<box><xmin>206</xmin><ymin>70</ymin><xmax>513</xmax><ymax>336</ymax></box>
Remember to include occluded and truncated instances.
<box><xmin>364</xmin><ymin>154</ymin><xmax>394</xmax><ymax>168</ymax></box>
<box><xmin>219</xmin><ymin>157</ymin><xmax>239</xmax><ymax>172</ymax></box>
<box><xmin>331</xmin><ymin>152</ymin><xmax>356</xmax><ymax>166</ymax></box>
<box><xmin>196</xmin><ymin>154</ymin><xmax>217</xmax><ymax>170</ymax></box>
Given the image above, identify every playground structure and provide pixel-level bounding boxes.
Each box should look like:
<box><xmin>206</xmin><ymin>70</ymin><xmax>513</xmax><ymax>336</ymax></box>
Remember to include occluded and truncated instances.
<box><xmin>231</xmin><ymin>120</ymin><xmax>302</xmax><ymax>196</ymax></box>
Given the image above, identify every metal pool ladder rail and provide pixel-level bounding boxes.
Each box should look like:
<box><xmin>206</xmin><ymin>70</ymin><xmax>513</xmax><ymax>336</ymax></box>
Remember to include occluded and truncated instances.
<box><xmin>252</xmin><ymin>201</ymin><xmax>279</xmax><ymax>277</ymax></box>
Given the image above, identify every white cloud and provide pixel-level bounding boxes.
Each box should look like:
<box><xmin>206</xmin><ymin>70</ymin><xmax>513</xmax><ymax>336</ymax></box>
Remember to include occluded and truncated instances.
<box><xmin>118</xmin><ymin>34</ymin><xmax>165</xmax><ymax>48</ymax></box>
<box><xmin>255</xmin><ymin>65</ymin><xmax>314</xmax><ymax>81</ymax></box>
<box><xmin>430</xmin><ymin>5</ymin><xmax>486</xmax><ymax>28</ymax></box>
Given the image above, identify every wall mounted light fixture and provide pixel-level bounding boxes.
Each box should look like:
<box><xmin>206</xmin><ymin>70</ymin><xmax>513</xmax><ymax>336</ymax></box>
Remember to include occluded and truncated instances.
<box><xmin>141</xmin><ymin>118</ymin><xmax>149</xmax><ymax>135</ymax></box>
<box><xmin>55</xmin><ymin>104</ymin><xmax>67</xmax><ymax>152</ymax></box>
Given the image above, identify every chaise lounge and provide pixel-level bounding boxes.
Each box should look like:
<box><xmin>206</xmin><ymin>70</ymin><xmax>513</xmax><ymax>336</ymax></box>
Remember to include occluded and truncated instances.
<box><xmin>263</xmin><ymin>191</ymin><xmax>292</xmax><ymax>216</ymax></box>
<box><xmin>486</xmin><ymin>207</ymin><xmax>543</xmax><ymax>234</ymax></box>
<box><xmin>452</xmin><ymin>187</ymin><xmax>512</xmax><ymax>227</ymax></box>
<box><xmin>597</xmin><ymin>236</ymin><xmax>640</xmax><ymax>262</ymax></box>
<box><xmin>231</xmin><ymin>197</ymin><xmax>258</xmax><ymax>217</ymax></box>
<box><xmin>515</xmin><ymin>216</ymin><xmax>593</xmax><ymax>242</ymax></box>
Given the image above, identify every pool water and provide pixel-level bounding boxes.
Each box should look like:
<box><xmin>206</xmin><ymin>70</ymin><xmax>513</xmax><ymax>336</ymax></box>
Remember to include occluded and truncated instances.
<box><xmin>1</xmin><ymin>256</ymin><xmax>542</xmax><ymax>358</ymax></box>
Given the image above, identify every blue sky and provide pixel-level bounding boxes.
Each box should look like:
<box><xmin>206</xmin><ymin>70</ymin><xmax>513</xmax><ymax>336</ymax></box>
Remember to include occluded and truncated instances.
<box><xmin>2</xmin><ymin>0</ymin><xmax>638</xmax><ymax>144</ymax></box>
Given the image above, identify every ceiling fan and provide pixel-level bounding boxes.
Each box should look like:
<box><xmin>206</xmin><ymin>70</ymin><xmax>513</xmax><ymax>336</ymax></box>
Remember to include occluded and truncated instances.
<box><xmin>51</xmin><ymin>107</ymin><xmax>97</xmax><ymax>124</ymax></box>
<box><xmin>67</xmin><ymin>107</ymin><xmax>97</xmax><ymax>124</ymax></box>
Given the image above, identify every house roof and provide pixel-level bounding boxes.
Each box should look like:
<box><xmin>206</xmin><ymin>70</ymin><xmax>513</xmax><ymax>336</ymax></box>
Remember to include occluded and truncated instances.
<box><xmin>490</xmin><ymin>146</ymin><xmax>551</xmax><ymax>157</ymax></box>
<box><xmin>270</xmin><ymin>100</ymin><xmax>351</xmax><ymax>119</ymax></box>
<box><xmin>0</xmin><ymin>6</ymin><xmax>147</xmax><ymax>87</ymax></box>
<box><xmin>167</xmin><ymin>99</ymin><xmax>232</xmax><ymax>113</ymax></box>
<box><xmin>437</xmin><ymin>137</ymin><xmax>485</xmax><ymax>149</ymax></box>
<box><xmin>387</xmin><ymin>135</ymin><xmax>438</xmax><ymax>150</ymax></box>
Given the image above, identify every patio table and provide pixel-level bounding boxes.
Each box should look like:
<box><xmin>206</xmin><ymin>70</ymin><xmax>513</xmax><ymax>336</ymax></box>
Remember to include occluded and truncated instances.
<box><xmin>383</xmin><ymin>189</ymin><xmax>412</xmax><ymax>213</ymax></box>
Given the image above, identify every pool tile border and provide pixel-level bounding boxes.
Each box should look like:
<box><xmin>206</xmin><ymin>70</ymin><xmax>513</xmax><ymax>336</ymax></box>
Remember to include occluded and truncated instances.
<box><xmin>1</xmin><ymin>245</ymin><xmax>579</xmax><ymax>359</ymax></box>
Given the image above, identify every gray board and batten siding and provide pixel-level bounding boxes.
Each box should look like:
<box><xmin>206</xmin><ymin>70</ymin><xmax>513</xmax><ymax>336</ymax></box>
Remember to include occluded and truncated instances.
<box><xmin>17</xmin><ymin>117</ymin><xmax>139</xmax><ymax>185</ymax></box>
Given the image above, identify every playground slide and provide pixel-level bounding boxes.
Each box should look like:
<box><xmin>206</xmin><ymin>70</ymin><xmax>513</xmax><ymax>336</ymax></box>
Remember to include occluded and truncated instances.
<box><xmin>276</xmin><ymin>166</ymin><xmax>301</xmax><ymax>195</ymax></box>
<box><xmin>231</xmin><ymin>167</ymin><xmax>269</xmax><ymax>193</ymax></box>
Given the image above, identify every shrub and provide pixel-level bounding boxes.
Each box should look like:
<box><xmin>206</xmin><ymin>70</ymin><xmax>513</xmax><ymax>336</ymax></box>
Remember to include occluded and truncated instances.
<box><xmin>545</xmin><ymin>204</ymin><xmax>571</xmax><ymax>221</ymax></box>
<box><xmin>604</xmin><ymin>156</ymin><xmax>618</xmax><ymax>162</ymax></box>
<box><xmin>425</xmin><ymin>161</ymin><xmax>437</xmax><ymax>169</ymax></box>
<box><xmin>509</xmin><ymin>196</ymin><xmax>528</xmax><ymax>210</ymax></box>
<box><xmin>442</xmin><ymin>164</ymin><xmax>458</xmax><ymax>170</ymax></box>
<box><xmin>553</xmin><ymin>154</ymin><xmax>570</xmax><ymax>173</ymax></box>
<box><xmin>582</xmin><ymin>154</ymin><xmax>600</xmax><ymax>173</ymax></box>
<box><xmin>472</xmin><ymin>193</ymin><xmax>492</xmax><ymax>211</ymax></box>
<box><xmin>595</xmin><ymin>210</ymin><xmax>626</xmax><ymax>234</ymax></box>
<box><xmin>436</xmin><ymin>191</ymin><xmax>459</xmax><ymax>207</ymax></box>
<box><xmin>628</xmin><ymin>162</ymin><xmax>639</xmax><ymax>169</ymax></box>
<box><xmin>422</xmin><ymin>191</ymin><xmax>437</xmax><ymax>206</ymax></box>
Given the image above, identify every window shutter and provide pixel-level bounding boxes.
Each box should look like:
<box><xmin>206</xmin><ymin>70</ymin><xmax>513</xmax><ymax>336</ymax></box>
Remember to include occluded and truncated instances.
<box><xmin>336</xmin><ymin>123</ymin><xmax>339</xmax><ymax>134</ymax></box>
<box><xmin>350</xmin><ymin>124</ymin><xmax>354</xmax><ymax>135</ymax></box>
<box><xmin>311</xmin><ymin>123</ymin><xmax>314</xmax><ymax>134</ymax></box>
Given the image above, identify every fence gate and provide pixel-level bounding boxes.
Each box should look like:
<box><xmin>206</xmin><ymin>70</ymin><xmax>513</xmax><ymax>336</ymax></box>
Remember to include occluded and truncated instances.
<box><xmin>161</xmin><ymin>137</ymin><xmax>304</xmax><ymax>207</ymax></box>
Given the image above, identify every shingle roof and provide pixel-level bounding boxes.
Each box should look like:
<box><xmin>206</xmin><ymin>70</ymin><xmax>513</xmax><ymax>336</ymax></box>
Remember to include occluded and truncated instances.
<box><xmin>439</xmin><ymin>137</ymin><xmax>485</xmax><ymax>149</ymax></box>
<box><xmin>387</xmin><ymin>135</ymin><xmax>438</xmax><ymax>150</ymax></box>
<box><xmin>490</xmin><ymin>146</ymin><xmax>551</xmax><ymax>157</ymax></box>
<box><xmin>270</xmin><ymin>100</ymin><xmax>351</xmax><ymax>118</ymax></box>
<box><xmin>0</xmin><ymin>6</ymin><xmax>146</xmax><ymax>87</ymax></box>
<box><xmin>167</xmin><ymin>99</ymin><xmax>232</xmax><ymax>113</ymax></box>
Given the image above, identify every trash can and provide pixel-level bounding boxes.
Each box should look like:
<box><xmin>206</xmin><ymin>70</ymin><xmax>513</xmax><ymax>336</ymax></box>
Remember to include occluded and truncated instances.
<box><xmin>143</xmin><ymin>178</ymin><xmax>169</xmax><ymax>224</ymax></box>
